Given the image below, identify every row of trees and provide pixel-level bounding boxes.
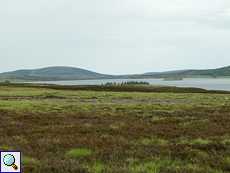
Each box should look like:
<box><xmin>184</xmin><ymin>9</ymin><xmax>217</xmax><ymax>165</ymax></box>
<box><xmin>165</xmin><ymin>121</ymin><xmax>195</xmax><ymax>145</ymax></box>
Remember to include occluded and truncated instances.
<box><xmin>101</xmin><ymin>81</ymin><xmax>150</xmax><ymax>86</ymax></box>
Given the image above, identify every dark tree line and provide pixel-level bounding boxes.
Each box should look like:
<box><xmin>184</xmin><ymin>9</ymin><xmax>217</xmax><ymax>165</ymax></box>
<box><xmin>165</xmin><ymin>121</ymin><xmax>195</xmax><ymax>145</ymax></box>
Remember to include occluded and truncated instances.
<box><xmin>101</xmin><ymin>81</ymin><xmax>150</xmax><ymax>86</ymax></box>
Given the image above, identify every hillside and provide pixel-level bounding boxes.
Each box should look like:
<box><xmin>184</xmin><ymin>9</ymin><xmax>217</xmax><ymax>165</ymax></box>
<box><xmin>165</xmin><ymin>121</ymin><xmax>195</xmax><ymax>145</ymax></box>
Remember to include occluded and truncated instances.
<box><xmin>0</xmin><ymin>66</ymin><xmax>117</xmax><ymax>79</ymax></box>
<box><xmin>122</xmin><ymin>70</ymin><xmax>200</xmax><ymax>79</ymax></box>
<box><xmin>1</xmin><ymin>65</ymin><xmax>230</xmax><ymax>83</ymax></box>
<box><xmin>199</xmin><ymin>65</ymin><xmax>230</xmax><ymax>77</ymax></box>
<box><xmin>141</xmin><ymin>69</ymin><xmax>194</xmax><ymax>75</ymax></box>
<box><xmin>124</xmin><ymin>66</ymin><xmax>230</xmax><ymax>79</ymax></box>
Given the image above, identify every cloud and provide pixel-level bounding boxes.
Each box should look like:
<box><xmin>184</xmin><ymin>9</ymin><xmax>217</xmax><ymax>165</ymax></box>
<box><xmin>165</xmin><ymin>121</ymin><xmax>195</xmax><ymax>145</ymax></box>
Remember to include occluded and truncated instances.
<box><xmin>0</xmin><ymin>0</ymin><xmax>230</xmax><ymax>74</ymax></box>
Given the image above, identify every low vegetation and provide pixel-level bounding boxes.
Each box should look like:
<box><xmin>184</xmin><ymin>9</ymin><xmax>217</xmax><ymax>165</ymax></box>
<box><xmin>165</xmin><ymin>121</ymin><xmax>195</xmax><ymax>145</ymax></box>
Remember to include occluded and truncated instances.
<box><xmin>0</xmin><ymin>83</ymin><xmax>230</xmax><ymax>172</ymax></box>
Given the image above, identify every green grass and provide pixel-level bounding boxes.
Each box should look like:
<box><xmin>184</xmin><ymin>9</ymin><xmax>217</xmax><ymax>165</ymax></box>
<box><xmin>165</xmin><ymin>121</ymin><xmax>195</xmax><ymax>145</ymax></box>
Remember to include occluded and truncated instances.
<box><xmin>21</xmin><ymin>156</ymin><xmax>40</xmax><ymax>165</ymax></box>
<box><xmin>201</xmin><ymin>119</ymin><xmax>210</xmax><ymax>123</ymax></box>
<box><xmin>140</xmin><ymin>138</ymin><xmax>152</xmax><ymax>145</ymax></box>
<box><xmin>13</xmin><ymin>135</ymin><xmax>28</xmax><ymax>143</ymax></box>
<box><xmin>110</xmin><ymin>124</ymin><xmax>119</xmax><ymax>129</ymax></box>
<box><xmin>226</xmin><ymin>157</ymin><xmax>230</xmax><ymax>163</ymax></box>
<box><xmin>82</xmin><ymin>159</ymin><xmax>106</xmax><ymax>173</ymax></box>
<box><xmin>180</xmin><ymin>122</ymin><xmax>192</xmax><ymax>126</ymax></box>
<box><xmin>140</xmin><ymin>137</ymin><xmax>168</xmax><ymax>146</ymax></box>
<box><xmin>0</xmin><ymin>145</ymin><xmax>11</xmax><ymax>150</ymax></box>
<box><xmin>193</xmin><ymin>138</ymin><xmax>210</xmax><ymax>144</ymax></box>
<box><xmin>152</xmin><ymin>116</ymin><xmax>166</xmax><ymax>121</ymax></box>
<box><xmin>66</xmin><ymin>148</ymin><xmax>95</xmax><ymax>160</ymax></box>
<box><xmin>137</xmin><ymin>113</ymin><xmax>149</xmax><ymax>118</ymax></box>
<box><xmin>0</xmin><ymin>76</ymin><xmax>91</xmax><ymax>82</ymax></box>
<box><xmin>178</xmin><ymin>137</ymin><xmax>190</xmax><ymax>144</ymax></box>
<box><xmin>152</xmin><ymin>116</ymin><xmax>158</xmax><ymax>121</ymax></box>
<box><xmin>110</xmin><ymin>122</ymin><xmax>125</xmax><ymax>129</ymax></box>
<box><xmin>84</xmin><ymin>123</ymin><xmax>93</xmax><ymax>127</ymax></box>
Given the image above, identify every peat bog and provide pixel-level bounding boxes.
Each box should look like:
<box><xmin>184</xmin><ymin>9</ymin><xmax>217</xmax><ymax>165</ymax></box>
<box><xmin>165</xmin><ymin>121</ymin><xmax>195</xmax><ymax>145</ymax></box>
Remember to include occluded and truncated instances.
<box><xmin>0</xmin><ymin>83</ymin><xmax>230</xmax><ymax>172</ymax></box>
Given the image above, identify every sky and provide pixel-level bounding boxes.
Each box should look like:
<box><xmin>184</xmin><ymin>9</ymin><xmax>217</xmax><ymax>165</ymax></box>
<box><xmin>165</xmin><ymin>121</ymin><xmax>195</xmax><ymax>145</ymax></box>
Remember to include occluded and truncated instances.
<box><xmin>1</xmin><ymin>0</ymin><xmax>230</xmax><ymax>75</ymax></box>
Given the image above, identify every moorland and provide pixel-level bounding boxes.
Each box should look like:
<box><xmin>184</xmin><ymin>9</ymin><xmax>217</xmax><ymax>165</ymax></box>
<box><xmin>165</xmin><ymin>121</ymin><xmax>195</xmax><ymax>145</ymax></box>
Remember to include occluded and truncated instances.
<box><xmin>0</xmin><ymin>83</ymin><xmax>230</xmax><ymax>172</ymax></box>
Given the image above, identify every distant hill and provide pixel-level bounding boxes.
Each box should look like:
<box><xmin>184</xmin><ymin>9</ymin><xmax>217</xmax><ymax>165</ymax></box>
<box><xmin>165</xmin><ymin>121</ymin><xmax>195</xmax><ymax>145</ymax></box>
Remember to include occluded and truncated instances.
<box><xmin>118</xmin><ymin>69</ymin><xmax>194</xmax><ymax>77</ymax></box>
<box><xmin>1</xmin><ymin>65</ymin><xmax>230</xmax><ymax>82</ymax></box>
<box><xmin>141</xmin><ymin>69</ymin><xmax>195</xmax><ymax>75</ymax></box>
<box><xmin>121</xmin><ymin>70</ymin><xmax>199</xmax><ymax>79</ymax></box>
<box><xmin>198</xmin><ymin>66</ymin><xmax>230</xmax><ymax>77</ymax></box>
<box><xmin>123</xmin><ymin>66</ymin><xmax>230</xmax><ymax>79</ymax></box>
<box><xmin>0</xmin><ymin>66</ymin><xmax>117</xmax><ymax>79</ymax></box>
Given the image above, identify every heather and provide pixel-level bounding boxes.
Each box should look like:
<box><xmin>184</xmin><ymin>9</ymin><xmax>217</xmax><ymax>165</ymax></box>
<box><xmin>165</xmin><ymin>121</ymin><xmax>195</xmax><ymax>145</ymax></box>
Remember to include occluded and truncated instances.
<box><xmin>0</xmin><ymin>83</ymin><xmax>230</xmax><ymax>172</ymax></box>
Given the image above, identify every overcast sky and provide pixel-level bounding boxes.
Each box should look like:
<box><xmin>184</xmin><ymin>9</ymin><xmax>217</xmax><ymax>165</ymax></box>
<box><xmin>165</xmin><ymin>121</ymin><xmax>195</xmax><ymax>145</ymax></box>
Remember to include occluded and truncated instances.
<box><xmin>1</xmin><ymin>0</ymin><xmax>230</xmax><ymax>75</ymax></box>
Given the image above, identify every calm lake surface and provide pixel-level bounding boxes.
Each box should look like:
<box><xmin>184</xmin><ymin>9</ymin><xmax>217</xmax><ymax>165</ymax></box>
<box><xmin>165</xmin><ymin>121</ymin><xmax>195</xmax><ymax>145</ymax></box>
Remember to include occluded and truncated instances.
<box><xmin>26</xmin><ymin>78</ymin><xmax>230</xmax><ymax>92</ymax></box>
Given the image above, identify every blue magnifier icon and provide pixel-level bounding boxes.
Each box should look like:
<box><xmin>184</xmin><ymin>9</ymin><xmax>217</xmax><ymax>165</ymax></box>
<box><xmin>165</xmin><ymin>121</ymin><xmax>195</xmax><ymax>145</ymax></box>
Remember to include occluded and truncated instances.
<box><xmin>3</xmin><ymin>154</ymin><xmax>18</xmax><ymax>170</ymax></box>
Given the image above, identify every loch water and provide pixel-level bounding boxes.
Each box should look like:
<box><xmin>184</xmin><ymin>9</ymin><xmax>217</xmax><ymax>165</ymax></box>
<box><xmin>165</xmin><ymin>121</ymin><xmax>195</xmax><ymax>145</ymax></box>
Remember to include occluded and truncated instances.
<box><xmin>25</xmin><ymin>78</ymin><xmax>230</xmax><ymax>92</ymax></box>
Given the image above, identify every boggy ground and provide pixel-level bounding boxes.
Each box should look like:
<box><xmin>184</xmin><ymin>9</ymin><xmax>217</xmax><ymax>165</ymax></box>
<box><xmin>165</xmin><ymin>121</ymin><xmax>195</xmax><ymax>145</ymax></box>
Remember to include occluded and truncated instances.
<box><xmin>0</xmin><ymin>83</ymin><xmax>230</xmax><ymax>172</ymax></box>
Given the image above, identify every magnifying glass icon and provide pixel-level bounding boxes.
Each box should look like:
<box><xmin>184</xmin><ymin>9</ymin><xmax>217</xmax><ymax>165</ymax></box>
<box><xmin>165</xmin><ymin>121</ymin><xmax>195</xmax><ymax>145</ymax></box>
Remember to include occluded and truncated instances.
<box><xmin>3</xmin><ymin>154</ymin><xmax>18</xmax><ymax>170</ymax></box>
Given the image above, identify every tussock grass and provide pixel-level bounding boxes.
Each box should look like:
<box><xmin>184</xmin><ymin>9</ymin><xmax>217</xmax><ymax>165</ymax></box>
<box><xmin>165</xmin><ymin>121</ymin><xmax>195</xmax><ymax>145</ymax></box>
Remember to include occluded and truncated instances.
<box><xmin>84</xmin><ymin>123</ymin><xmax>93</xmax><ymax>127</ymax></box>
<box><xmin>0</xmin><ymin>145</ymin><xmax>11</xmax><ymax>150</ymax></box>
<box><xmin>193</xmin><ymin>138</ymin><xmax>211</xmax><ymax>144</ymax></box>
<box><xmin>110</xmin><ymin>124</ymin><xmax>119</xmax><ymax>129</ymax></box>
<box><xmin>13</xmin><ymin>135</ymin><xmax>28</xmax><ymax>143</ymax></box>
<box><xmin>21</xmin><ymin>156</ymin><xmax>40</xmax><ymax>165</ymax></box>
<box><xmin>137</xmin><ymin>113</ymin><xmax>149</xmax><ymax>118</ymax></box>
<box><xmin>66</xmin><ymin>148</ymin><xmax>95</xmax><ymax>160</ymax></box>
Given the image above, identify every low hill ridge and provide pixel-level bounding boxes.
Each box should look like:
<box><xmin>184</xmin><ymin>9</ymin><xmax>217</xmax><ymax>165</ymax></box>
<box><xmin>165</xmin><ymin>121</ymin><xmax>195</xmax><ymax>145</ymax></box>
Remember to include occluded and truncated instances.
<box><xmin>199</xmin><ymin>66</ymin><xmax>230</xmax><ymax>77</ymax></box>
<box><xmin>0</xmin><ymin>66</ymin><xmax>116</xmax><ymax>79</ymax></box>
<box><xmin>124</xmin><ymin>65</ymin><xmax>230</xmax><ymax>79</ymax></box>
<box><xmin>1</xmin><ymin>65</ymin><xmax>230</xmax><ymax>81</ymax></box>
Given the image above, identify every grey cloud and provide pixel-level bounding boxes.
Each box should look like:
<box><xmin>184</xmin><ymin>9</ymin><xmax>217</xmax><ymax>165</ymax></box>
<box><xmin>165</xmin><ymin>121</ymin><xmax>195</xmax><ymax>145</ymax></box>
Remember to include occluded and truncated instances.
<box><xmin>1</xmin><ymin>0</ymin><xmax>230</xmax><ymax>75</ymax></box>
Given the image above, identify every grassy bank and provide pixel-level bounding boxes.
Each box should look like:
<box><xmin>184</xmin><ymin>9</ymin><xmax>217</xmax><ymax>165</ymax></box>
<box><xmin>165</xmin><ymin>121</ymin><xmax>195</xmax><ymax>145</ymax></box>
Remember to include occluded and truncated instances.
<box><xmin>0</xmin><ymin>76</ymin><xmax>96</xmax><ymax>83</ymax></box>
<box><xmin>0</xmin><ymin>84</ymin><xmax>230</xmax><ymax>172</ymax></box>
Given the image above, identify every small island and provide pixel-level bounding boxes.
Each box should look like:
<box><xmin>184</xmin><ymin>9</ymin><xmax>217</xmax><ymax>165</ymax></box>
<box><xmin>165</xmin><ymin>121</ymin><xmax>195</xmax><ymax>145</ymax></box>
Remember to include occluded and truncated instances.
<box><xmin>163</xmin><ymin>78</ymin><xmax>183</xmax><ymax>81</ymax></box>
